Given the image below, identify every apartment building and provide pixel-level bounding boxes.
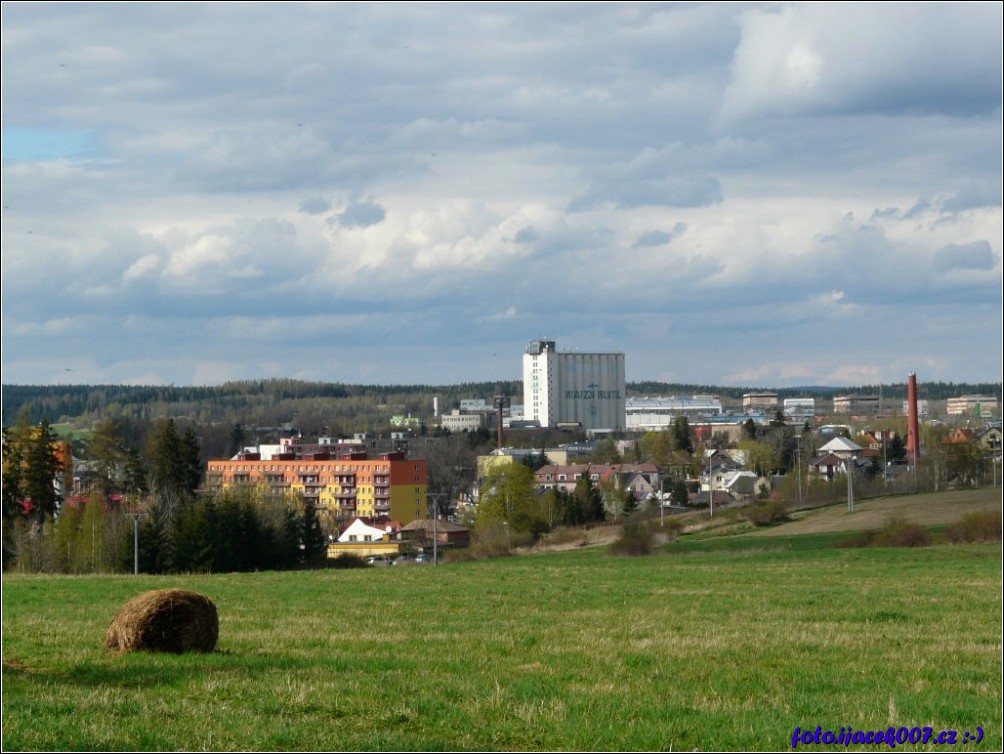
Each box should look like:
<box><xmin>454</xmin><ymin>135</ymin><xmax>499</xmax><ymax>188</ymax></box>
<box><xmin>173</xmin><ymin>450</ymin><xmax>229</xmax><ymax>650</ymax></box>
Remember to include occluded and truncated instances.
<box><xmin>206</xmin><ymin>449</ymin><xmax>428</xmax><ymax>524</ymax></box>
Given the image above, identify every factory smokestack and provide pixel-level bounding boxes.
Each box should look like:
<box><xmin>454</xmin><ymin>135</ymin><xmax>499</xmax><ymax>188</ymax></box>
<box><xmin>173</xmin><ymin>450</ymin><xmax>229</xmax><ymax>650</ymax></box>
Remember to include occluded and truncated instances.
<box><xmin>906</xmin><ymin>373</ymin><xmax>920</xmax><ymax>463</ymax></box>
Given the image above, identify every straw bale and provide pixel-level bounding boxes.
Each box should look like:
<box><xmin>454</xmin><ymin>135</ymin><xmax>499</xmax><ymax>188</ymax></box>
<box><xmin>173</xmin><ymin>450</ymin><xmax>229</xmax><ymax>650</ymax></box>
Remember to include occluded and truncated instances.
<box><xmin>104</xmin><ymin>588</ymin><xmax>218</xmax><ymax>653</ymax></box>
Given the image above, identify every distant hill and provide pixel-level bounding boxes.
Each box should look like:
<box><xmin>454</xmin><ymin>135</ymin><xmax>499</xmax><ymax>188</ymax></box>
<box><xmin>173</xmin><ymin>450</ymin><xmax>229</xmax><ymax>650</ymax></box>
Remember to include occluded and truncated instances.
<box><xmin>3</xmin><ymin>379</ymin><xmax>1000</xmax><ymax>428</ymax></box>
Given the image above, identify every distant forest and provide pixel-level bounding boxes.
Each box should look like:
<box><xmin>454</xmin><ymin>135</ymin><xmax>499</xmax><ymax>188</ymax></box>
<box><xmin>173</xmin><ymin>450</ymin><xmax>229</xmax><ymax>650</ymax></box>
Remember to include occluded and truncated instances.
<box><xmin>3</xmin><ymin>379</ymin><xmax>1000</xmax><ymax>429</ymax></box>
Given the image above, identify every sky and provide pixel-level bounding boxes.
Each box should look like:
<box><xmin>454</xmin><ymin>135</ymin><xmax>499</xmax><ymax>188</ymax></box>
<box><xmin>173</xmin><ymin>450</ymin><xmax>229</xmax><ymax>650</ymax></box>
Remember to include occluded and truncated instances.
<box><xmin>1</xmin><ymin>2</ymin><xmax>1001</xmax><ymax>390</ymax></box>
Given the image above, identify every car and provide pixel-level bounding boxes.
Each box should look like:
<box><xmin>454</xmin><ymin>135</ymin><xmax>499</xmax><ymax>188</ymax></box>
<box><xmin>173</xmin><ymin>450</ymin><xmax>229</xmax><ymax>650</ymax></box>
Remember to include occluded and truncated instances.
<box><xmin>392</xmin><ymin>555</ymin><xmax>416</xmax><ymax>566</ymax></box>
<box><xmin>365</xmin><ymin>556</ymin><xmax>390</xmax><ymax>566</ymax></box>
<box><xmin>414</xmin><ymin>553</ymin><xmax>433</xmax><ymax>563</ymax></box>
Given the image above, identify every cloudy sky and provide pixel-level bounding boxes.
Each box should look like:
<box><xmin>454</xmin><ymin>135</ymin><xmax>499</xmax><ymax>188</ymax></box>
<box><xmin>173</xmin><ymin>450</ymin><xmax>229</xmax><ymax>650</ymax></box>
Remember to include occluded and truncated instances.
<box><xmin>2</xmin><ymin>2</ymin><xmax>1001</xmax><ymax>390</ymax></box>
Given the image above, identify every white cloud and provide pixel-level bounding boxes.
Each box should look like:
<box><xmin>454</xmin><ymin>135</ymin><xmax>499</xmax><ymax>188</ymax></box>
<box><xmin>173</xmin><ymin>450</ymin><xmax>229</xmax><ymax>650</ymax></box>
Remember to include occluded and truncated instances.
<box><xmin>722</xmin><ymin>3</ymin><xmax>1001</xmax><ymax>123</ymax></box>
<box><xmin>1</xmin><ymin>2</ymin><xmax>999</xmax><ymax>387</ymax></box>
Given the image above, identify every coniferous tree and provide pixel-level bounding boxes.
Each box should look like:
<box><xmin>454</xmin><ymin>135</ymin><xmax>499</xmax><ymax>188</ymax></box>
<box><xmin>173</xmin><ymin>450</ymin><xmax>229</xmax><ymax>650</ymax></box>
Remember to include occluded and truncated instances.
<box><xmin>179</xmin><ymin>426</ymin><xmax>203</xmax><ymax>495</ymax></box>
<box><xmin>86</xmin><ymin>419</ymin><xmax>124</xmax><ymax>500</ymax></box>
<box><xmin>149</xmin><ymin>418</ymin><xmax>182</xmax><ymax>503</ymax></box>
<box><xmin>571</xmin><ymin>475</ymin><xmax>605</xmax><ymax>524</ymax></box>
<box><xmin>671</xmin><ymin>416</ymin><xmax>694</xmax><ymax>455</ymax></box>
<box><xmin>671</xmin><ymin>479</ymin><xmax>690</xmax><ymax>507</ymax></box>
<box><xmin>300</xmin><ymin>500</ymin><xmax>327</xmax><ymax>567</ymax></box>
<box><xmin>23</xmin><ymin>420</ymin><xmax>64</xmax><ymax>523</ymax></box>
<box><xmin>2</xmin><ymin>423</ymin><xmax>27</xmax><ymax>520</ymax></box>
<box><xmin>136</xmin><ymin>502</ymin><xmax>173</xmax><ymax>573</ymax></box>
<box><xmin>122</xmin><ymin>448</ymin><xmax>149</xmax><ymax>498</ymax></box>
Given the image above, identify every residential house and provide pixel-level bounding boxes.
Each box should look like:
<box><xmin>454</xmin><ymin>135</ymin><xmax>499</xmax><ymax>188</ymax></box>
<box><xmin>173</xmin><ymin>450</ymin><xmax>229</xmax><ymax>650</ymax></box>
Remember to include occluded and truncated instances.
<box><xmin>808</xmin><ymin>452</ymin><xmax>847</xmax><ymax>481</ymax></box>
<box><xmin>400</xmin><ymin>518</ymin><xmax>471</xmax><ymax>549</ymax></box>
<box><xmin>700</xmin><ymin>450</ymin><xmax>743</xmax><ymax>493</ymax></box>
<box><xmin>977</xmin><ymin>425</ymin><xmax>1002</xmax><ymax>453</ymax></box>
<box><xmin>533</xmin><ymin>463</ymin><xmax>661</xmax><ymax>498</ymax></box>
<box><xmin>818</xmin><ymin>436</ymin><xmax>862</xmax><ymax>460</ymax></box>
<box><xmin>690</xmin><ymin>489</ymin><xmax>735</xmax><ymax>508</ymax></box>
<box><xmin>327</xmin><ymin>517</ymin><xmax>406</xmax><ymax>559</ymax></box>
<box><xmin>721</xmin><ymin>470</ymin><xmax>769</xmax><ymax>502</ymax></box>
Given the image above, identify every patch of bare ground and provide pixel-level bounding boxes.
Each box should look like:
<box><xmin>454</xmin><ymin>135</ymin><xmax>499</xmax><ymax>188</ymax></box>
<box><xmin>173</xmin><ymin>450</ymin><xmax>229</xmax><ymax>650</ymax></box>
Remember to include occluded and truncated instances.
<box><xmin>525</xmin><ymin>523</ymin><xmax>623</xmax><ymax>553</ymax></box>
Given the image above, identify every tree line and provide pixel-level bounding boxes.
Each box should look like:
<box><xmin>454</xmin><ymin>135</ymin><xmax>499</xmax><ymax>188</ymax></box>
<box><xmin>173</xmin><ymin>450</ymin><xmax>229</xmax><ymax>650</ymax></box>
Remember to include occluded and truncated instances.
<box><xmin>2</xmin><ymin>411</ymin><xmax>326</xmax><ymax>574</ymax></box>
<box><xmin>7</xmin><ymin>379</ymin><xmax>998</xmax><ymax>428</ymax></box>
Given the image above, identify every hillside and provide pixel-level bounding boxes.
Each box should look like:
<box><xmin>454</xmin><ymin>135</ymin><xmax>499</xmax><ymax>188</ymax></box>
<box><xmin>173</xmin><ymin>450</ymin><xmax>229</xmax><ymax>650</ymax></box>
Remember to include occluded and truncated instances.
<box><xmin>743</xmin><ymin>488</ymin><xmax>1001</xmax><ymax>537</ymax></box>
<box><xmin>3</xmin><ymin>379</ymin><xmax>1000</xmax><ymax>427</ymax></box>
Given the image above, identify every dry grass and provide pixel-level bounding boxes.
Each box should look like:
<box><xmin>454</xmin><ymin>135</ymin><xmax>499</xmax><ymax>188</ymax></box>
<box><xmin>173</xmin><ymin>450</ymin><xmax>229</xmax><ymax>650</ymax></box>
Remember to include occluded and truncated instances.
<box><xmin>746</xmin><ymin>488</ymin><xmax>1001</xmax><ymax>538</ymax></box>
<box><xmin>527</xmin><ymin>522</ymin><xmax>623</xmax><ymax>552</ymax></box>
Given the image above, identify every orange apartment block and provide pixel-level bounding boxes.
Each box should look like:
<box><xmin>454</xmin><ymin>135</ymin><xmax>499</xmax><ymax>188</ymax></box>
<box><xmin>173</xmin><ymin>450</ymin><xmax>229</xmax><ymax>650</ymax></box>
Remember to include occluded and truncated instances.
<box><xmin>205</xmin><ymin>451</ymin><xmax>428</xmax><ymax>524</ymax></box>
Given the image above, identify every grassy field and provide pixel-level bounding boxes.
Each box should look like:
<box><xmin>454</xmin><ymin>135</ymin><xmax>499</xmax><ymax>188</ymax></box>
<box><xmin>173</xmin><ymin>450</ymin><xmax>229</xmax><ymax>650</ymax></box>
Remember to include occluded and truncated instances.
<box><xmin>3</xmin><ymin>520</ymin><xmax>1000</xmax><ymax>751</ymax></box>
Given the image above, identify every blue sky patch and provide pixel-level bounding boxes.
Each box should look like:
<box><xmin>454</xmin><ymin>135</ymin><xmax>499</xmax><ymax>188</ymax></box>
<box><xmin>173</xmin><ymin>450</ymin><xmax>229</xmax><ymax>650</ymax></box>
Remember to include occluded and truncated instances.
<box><xmin>1</xmin><ymin>127</ymin><xmax>94</xmax><ymax>162</ymax></box>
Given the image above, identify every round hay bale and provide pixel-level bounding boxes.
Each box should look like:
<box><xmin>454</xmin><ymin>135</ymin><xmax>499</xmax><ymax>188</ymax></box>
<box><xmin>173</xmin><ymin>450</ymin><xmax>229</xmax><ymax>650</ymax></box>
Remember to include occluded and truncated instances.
<box><xmin>104</xmin><ymin>589</ymin><xmax>218</xmax><ymax>654</ymax></box>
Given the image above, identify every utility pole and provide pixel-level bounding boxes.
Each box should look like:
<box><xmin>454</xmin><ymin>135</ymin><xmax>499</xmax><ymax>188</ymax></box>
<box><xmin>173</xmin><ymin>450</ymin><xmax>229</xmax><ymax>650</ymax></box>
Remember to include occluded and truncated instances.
<box><xmin>427</xmin><ymin>493</ymin><xmax>444</xmax><ymax>566</ymax></box>
<box><xmin>795</xmin><ymin>435</ymin><xmax>803</xmax><ymax>507</ymax></box>
<box><xmin>126</xmin><ymin>511</ymin><xmax>144</xmax><ymax>575</ymax></box>
<box><xmin>846</xmin><ymin>458</ymin><xmax>854</xmax><ymax>513</ymax></box>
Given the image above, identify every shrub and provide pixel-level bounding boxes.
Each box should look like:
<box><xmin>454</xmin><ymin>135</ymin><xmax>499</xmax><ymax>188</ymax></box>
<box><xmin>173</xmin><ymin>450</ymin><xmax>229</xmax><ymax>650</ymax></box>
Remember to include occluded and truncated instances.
<box><xmin>945</xmin><ymin>509</ymin><xmax>1002</xmax><ymax>544</ymax></box>
<box><xmin>442</xmin><ymin>542</ymin><xmax>512</xmax><ymax>563</ymax></box>
<box><xmin>536</xmin><ymin>526</ymin><xmax>590</xmax><ymax>548</ymax></box>
<box><xmin>649</xmin><ymin>517</ymin><xmax>684</xmax><ymax>545</ymax></box>
<box><xmin>833</xmin><ymin>532</ymin><xmax>875</xmax><ymax>548</ymax></box>
<box><xmin>872</xmin><ymin>516</ymin><xmax>932</xmax><ymax>548</ymax></box>
<box><xmin>327</xmin><ymin>553</ymin><xmax>368</xmax><ymax>569</ymax></box>
<box><xmin>609</xmin><ymin>521</ymin><xmax>654</xmax><ymax>556</ymax></box>
<box><xmin>742</xmin><ymin>499</ymin><xmax>789</xmax><ymax>527</ymax></box>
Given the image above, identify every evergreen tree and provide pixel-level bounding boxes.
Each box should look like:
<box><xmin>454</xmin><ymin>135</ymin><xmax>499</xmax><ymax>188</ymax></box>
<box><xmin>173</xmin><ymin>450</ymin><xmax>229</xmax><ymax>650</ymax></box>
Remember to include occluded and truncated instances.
<box><xmin>179</xmin><ymin>426</ymin><xmax>203</xmax><ymax>495</ymax></box>
<box><xmin>122</xmin><ymin>448</ymin><xmax>149</xmax><ymax>497</ymax></box>
<box><xmin>621</xmin><ymin>488</ymin><xmax>639</xmax><ymax>517</ymax></box>
<box><xmin>300</xmin><ymin>500</ymin><xmax>327</xmax><ymax>567</ymax></box>
<box><xmin>2</xmin><ymin>423</ymin><xmax>27</xmax><ymax>519</ymax></box>
<box><xmin>671</xmin><ymin>416</ymin><xmax>694</xmax><ymax>455</ymax></box>
<box><xmin>671</xmin><ymin>479</ymin><xmax>690</xmax><ymax>507</ymax></box>
<box><xmin>228</xmin><ymin>422</ymin><xmax>246</xmax><ymax>457</ymax></box>
<box><xmin>887</xmin><ymin>434</ymin><xmax>907</xmax><ymax>462</ymax></box>
<box><xmin>86</xmin><ymin>419</ymin><xmax>124</xmax><ymax>500</ymax></box>
<box><xmin>23</xmin><ymin>420</ymin><xmax>64</xmax><ymax>523</ymax></box>
<box><xmin>149</xmin><ymin>418</ymin><xmax>182</xmax><ymax>502</ymax></box>
<box><xmin>571</xmin><ymin>475</ymin><xmax>605</xmax><ymax>524</ymax></box>
<box><xmin>147</xmin><ymin>419</ymin><xmax>201</xmax><ymax>512</ymax></box>
<box><xmin>136</xmin><ymin>502</ymin><xmax>174</xmax><ymax>573</ymax></box>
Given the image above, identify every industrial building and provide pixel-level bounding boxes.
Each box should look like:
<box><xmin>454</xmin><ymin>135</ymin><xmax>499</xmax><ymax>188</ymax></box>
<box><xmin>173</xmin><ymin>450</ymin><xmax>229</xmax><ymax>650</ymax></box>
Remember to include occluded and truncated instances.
<box><xmin>946</xmin><ymin>395</ymin><xmax>999</xmax><ymax>417</ymax></box>
<box><xmin>625</xmin><ymin>395</ymin><xmax>723</xmax><ymax>431</ymax></box>
<box><xmin>522</xmin><ymin>339</ymin><xmax>626</xmax><ymax>431</ymax></box>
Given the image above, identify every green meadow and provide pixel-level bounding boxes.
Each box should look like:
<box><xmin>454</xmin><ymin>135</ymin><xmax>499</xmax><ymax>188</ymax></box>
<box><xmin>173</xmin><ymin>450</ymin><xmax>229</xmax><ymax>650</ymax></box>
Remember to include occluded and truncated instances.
<box><xmin>3</xmin><ymin>490</ymin><xmax>1002</xmax><ymax>751</ymax></box>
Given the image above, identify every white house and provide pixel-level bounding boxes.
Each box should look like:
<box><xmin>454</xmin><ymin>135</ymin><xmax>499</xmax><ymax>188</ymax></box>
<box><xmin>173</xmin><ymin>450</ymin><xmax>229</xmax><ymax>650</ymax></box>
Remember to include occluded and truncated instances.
<box><xmin>819</xmin><ymin>436</ymin><xmax>862</xmax><ymax>459</ymax></box>
<box><xmin>337</xmin><ymin>518</ymin><xmax>400</xmax><ymax>544</ymax></box>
